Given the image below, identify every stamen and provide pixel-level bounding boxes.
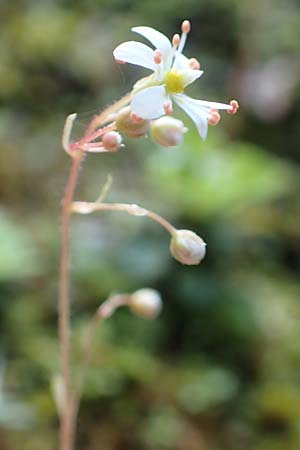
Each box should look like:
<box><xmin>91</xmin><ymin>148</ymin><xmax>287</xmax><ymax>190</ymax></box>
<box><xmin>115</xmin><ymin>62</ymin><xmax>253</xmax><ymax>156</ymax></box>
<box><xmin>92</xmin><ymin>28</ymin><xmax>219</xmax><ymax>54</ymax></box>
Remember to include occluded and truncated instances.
<box><xmin>172</xmin><ymin>33</ymin><xmax>180</xmax><ymax>48</ymax></box>
<box><xmin>115</xmin><ymin>59</ymin><xmax>126</xmax><ymax>64</ymax></box>
<box><xmin>227</xmin><ymin>100</ymin><xmax>239</xmax><ymax>115</ymax></box>
<box><xmin>189</xmin><ymin>58</ymin><xmax>200</xmax><ymax>70</ymax></box>
<box><xmin>130</xmin><ymin>112</ymin><xmax>144</xmax><ymax>123</ymax></box>
<box><xmin>153</xmin><ymin>49</ymin><xmax>163</xmax><ymax>65</ymax></box>
<box><xmin>177</xmin><ymin>19</ymin><xmax>191</xmax><ymax>56</ymax></box>
<box><xmin>163</xmin><ymin>102</ymin><xmax>173</xmax><ymax>115</ymax></box>
<box><xmin>208</xmin><ymin>109</ymin><xmax>221</xmax><ymax>126</ymax></box>
<box><xmin>181</xmin><ymin>20</ymin><xmax>191</xmax><ymax>34</ymax></box>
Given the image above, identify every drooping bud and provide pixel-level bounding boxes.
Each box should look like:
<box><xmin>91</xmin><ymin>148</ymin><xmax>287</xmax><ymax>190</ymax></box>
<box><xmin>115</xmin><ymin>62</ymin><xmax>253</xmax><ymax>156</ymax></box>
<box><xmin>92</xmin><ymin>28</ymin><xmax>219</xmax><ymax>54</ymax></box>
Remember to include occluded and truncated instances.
<box><xmin>150</xmin><ymin>116</ymin><xmax>187</xmax><ymax>147</ymax></box>
<box><xmin>102</xmin><ymin>131</ymin><xmax>122</xmax><ymax>152</ymax></box>
<box><xmin>128</xmin><ymin>288</ymin><xmax>162</xmax><ymax>319</ymax></box>
<box><xmin>115</xmin><ymin>106</ymin><xmax>150</xmax><ymax>138</ymax></box>
<box><xmin>170</xmin><ymin>229</ymin><xmax>206</xmax><ymax>265</ymax></box>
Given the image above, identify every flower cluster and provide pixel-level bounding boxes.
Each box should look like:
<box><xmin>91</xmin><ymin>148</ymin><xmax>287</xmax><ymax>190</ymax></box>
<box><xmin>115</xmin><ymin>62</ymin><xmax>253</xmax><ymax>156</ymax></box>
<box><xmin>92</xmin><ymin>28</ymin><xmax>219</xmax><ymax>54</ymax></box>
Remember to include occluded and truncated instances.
<box><xmin>114</xmin><ymin>20</ymin><xmax>239</xmax><ymax>141</ymax></box>
<box><xmin>64</xmin><ymin>20</ymin><xmax>240</xmax><ymax>269</ymax></box>
<box><xmin>63</xmin><ymin>20</ymin><xmax>239</xmax><ymax>157</ymax></box>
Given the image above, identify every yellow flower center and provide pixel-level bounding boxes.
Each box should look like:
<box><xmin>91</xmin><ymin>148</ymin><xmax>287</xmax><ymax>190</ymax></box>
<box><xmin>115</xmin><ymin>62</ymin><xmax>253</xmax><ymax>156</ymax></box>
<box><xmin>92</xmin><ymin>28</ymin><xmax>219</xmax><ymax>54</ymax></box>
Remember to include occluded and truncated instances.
<box><xmin>165</xmin><ymin>69</ymin><xmax>185</xmax><ymax>94</ymax></box>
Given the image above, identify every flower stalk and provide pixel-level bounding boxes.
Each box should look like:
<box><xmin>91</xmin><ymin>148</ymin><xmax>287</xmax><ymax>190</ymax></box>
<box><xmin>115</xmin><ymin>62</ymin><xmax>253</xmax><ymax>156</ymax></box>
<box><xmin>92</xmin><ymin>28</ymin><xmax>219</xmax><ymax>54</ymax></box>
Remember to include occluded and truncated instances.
<box><xmin>71</xmin><ymin>201</ymin><xmax>177</xmax><ymax>235</ymax></box>
<box><xmin>71</xmin><ymin>294</ymin><xmax>131</xmax><ymax>425</ymax></box>
<box><xmin>57</xmin><ymin>18</ymin><xmax>239</xmax><ymax>450</ymax></box>
<box><xmin>59</xmin><ymin>149</ymin><xmax>84</xmax><ymax>450</ymax></box>
<box><xmin>58</xmin><ymin>98</ymin><xmax>132</xmax><ymax>450</ymax></box>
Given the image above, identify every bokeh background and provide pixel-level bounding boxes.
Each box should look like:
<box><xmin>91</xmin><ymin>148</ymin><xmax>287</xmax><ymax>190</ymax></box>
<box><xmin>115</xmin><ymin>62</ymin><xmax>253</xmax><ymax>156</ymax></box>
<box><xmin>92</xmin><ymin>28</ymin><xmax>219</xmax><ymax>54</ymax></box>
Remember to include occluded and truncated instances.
<box><xmin>1</xmin><ymin>0</ymin><xmax>300</xmax><ymax>449</ymax></box>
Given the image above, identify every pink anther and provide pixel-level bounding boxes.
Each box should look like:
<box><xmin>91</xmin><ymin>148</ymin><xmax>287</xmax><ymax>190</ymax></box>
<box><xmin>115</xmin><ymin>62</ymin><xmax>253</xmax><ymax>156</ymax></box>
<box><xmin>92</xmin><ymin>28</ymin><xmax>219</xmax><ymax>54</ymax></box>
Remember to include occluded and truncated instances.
<box><xmin>189</xmin><ymin>58</ymin><xmax>200</xmax><ymax>70</ymax></box>
<box><xmin>153</xmin><ymin>49</ymin><xmax>163</xmax><ymax>65</ymax></box>
<box><xmin>172</xmin><ymin>33</ymin><xmax>180</xmax><ymax>47</ymax></box>
<box><xmin>227</xmin><ymin>100</ymin><xmax>239</xmax><ymax>115</ymax></box>
<box><xmin>181</xmin><ymin>20</ymin><xmax>191</xmax><ymax>34</ymax></box>
<box><xmin>130</xmin><ymin>112</ymin><xmax>144</xmax><ymax>123</ymax></box>
<box><xmin>208</xmin><ymin>109</ymin><xmax>221</xmax><ymax>126</ymax></box>
<box><xmin>163</xmin><ymin>102</ymin><xmax>173</xmax><ymax>115</ymax></box>
<box><xmin>115</xmin><ymin>59</ymin><xmax>126</xmax><ymax>64</ymax></box>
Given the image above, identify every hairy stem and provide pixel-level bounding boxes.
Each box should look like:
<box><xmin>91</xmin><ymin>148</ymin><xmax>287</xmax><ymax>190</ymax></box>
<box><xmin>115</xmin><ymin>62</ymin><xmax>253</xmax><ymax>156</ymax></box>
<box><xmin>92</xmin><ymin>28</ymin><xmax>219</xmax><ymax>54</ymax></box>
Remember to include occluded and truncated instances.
<box><xmin>59</xmin><ymin>150</ymin><xmax>84</xmax><ymax>450</ymax></box>
<box><xmin>58</xmin><ymin>91</ymin><xmax>132</xmax><ymax>450</ymax></box>
<box><xmin>86</xmin><ymin>92</ymin><xmax>131</xmax><ymax>135</ymax></box>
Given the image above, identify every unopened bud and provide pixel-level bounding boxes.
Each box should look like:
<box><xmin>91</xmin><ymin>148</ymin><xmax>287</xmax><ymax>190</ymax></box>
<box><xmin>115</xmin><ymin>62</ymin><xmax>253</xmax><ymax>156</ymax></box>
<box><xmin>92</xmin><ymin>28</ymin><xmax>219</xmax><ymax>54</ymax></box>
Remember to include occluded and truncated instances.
<box><xmin>128</xmin><ymin>288</ymin><xmax>162</xmax><ymax>319</ymax></box>
<box><xmin>170</xmin><ymin>229</ymin><xmax>206</xmax><ymax>265</ymax></box>
<box><xmin>150</xmin><ymin>116</ymin><xmax>187</xmax><ymax>147</ymax></box>
<box><xmin>115</xmin><ymin>106</ymin><xmax>150</xmax><ymax>138</ymax></box>
<box><xmin>102</xmin><ymin>131</ymin><xmax>122</xmax><ymax>152</ymax></box>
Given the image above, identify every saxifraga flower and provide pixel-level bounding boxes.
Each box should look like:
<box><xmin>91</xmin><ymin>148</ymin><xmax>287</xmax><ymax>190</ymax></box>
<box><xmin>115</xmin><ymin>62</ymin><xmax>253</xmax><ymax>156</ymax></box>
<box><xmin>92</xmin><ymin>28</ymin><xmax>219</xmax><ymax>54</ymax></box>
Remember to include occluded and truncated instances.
<box><xmin>114</xmin><ymin>20</ymin><xmax>239</xmax><ymax>139</ymax></box>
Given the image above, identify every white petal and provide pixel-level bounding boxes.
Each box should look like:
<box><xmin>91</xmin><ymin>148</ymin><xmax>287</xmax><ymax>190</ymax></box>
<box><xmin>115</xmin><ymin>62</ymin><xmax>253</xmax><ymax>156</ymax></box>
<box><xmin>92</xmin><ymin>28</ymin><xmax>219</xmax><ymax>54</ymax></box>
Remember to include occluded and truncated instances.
<box><xmin>113</xmin><ymin>41</ymin><xmax>156</xmax><ymax>71</ymax></box>
<box><xmin>173</xmin><ymin>94</ymin><xmax>211</xmax><ymax>139</ymax></box>
<box><xmin>182</xmin><ymin>69</ymin><xmax>203</xmax><ymax>87</ymax></box>
<box><xmin>193</xmin><ymin>99</ymin><xmax>232</xmax><ymax>110</ymax></box>
<box><xmin>132</xmin><ymin>26</ymin><xmax>172</xmax><ymax>55</ymax></box>
<box><xmin>173</xmin><ymin>53</ymin><xmax>190</xmax><ymax>70</ymax></box>
<box><xmin>131</xmin><ymin>86</ymin><xmax>167</xmax><ymax>119</ymax></box>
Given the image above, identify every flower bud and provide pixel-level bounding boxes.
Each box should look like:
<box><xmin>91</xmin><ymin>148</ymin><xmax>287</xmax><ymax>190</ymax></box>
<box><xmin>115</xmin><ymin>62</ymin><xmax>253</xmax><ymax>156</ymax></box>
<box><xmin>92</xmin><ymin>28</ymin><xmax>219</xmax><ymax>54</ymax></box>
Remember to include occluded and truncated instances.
<box><xmin>128</xmin><ymin>288</ymin><xmax>162</xmax><ymax>319</ymax></box>
<box><xmin>170</xmin><ymin>229</ymin><xmax>206</xmax><ymax>265</ymax></box>
<box><xmin>150</xmin><ymin>116</ymin><xmax>187</xmax><ymax>147</ymax></box>
<box><xmin>115</xmin><ymin>106</ymin><xmax>150</xmax><ymax>138</ymax></box>
<box><xmin>102</xmin><ymin>131</ymin><xmax>122</xmax><ymax>152</ymax></box>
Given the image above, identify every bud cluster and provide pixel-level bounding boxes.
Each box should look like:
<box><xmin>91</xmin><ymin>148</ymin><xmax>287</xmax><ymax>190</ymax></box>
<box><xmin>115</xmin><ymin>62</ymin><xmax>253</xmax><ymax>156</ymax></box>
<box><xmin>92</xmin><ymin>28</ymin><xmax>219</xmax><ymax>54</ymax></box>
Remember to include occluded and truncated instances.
<box><xmin>115</xmin><ymin>106</ymin><xmax>150</xmax><ymax>138</ymax></box>
<box><xmin>114</xmin><ymin>106</ymin><xmax>188</xmax><ymax>148</ymax></box>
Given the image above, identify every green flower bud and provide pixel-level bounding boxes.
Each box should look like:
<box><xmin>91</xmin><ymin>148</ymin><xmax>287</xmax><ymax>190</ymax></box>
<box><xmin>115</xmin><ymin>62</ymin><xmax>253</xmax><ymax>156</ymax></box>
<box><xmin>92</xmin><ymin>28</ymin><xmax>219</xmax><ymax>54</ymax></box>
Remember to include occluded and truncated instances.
<box><xmin>150</xmin><ymin>116</ymin><xmax>187</xmax><ymax>147</ymax></box>
<box><xmin>170</xmin><ymin>229</ymin><xmax>206</xmax><ymax>265</ymax></box>
<box><xmin>128</xmin><ymin>288</ymin><xmax>162</xmax><ymax>319</ymax></box>
<box><xmin>115</xmin><ymin>106</ymin><xmax>150</xmax><ymax>138</ymax></box>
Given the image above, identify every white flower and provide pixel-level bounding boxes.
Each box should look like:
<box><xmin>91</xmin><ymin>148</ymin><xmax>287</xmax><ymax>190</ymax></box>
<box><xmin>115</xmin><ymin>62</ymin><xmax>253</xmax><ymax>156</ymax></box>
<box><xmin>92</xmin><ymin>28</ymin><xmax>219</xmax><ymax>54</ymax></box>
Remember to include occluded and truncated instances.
<box><xmin>113</xmin><ymin>20</ymin><xmax>234</xmax><ymax>139</ymax></box>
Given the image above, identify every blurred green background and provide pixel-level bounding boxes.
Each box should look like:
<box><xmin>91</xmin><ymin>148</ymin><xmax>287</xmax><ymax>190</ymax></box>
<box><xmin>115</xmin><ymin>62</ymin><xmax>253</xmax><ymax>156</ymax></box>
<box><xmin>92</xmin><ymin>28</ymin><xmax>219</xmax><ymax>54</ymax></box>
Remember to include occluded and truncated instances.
<box><xmin>1</xmin><ymin>0</ymin><xmax>300</xmax><ymax>449</ymax></box>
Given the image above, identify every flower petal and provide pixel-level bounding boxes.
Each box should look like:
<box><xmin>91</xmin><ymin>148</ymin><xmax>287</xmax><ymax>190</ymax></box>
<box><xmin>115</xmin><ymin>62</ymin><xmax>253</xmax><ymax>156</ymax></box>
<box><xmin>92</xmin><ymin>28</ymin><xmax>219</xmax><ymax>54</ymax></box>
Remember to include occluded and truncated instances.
<box><xmin>173</xmin><ymin>53</ymin><xmax>190</xmax><ymax>70</ymax></box>
<box><xmin>173</xmin><ymin>94</ymin><xmax>211</xmax><ymax>139</ymax></box>
<box><xmin>193</xmin><ymin>99</ymin><xmax>232</xmax><ymax>110</ymax></box>
<box><xmin>131</xmin><ymin>85</ymin><xmax>167</xmax><ymax>119</ymax></box>
<box><xmin>182</xmin><ymin>69</ymin><xmax>203</xmax><ymax>87</ymax></box>
<box><xmin>113</xmin><ymin>41</ymin><xmax>156</xmax><ymax>71</ymax></box>
<box><xmin>132</xmin><ymin>26</ymin><xmax>172</xmax><ymax>55</ymax></box>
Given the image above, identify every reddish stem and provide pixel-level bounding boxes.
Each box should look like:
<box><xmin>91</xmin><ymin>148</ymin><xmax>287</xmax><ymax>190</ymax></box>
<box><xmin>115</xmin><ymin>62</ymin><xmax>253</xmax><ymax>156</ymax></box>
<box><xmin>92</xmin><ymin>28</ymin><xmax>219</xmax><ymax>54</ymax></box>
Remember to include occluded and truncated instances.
<box><xmin>59</xmin><ymin>150</ymin><xmax>83</xmax><ymax>450</ymax></box>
